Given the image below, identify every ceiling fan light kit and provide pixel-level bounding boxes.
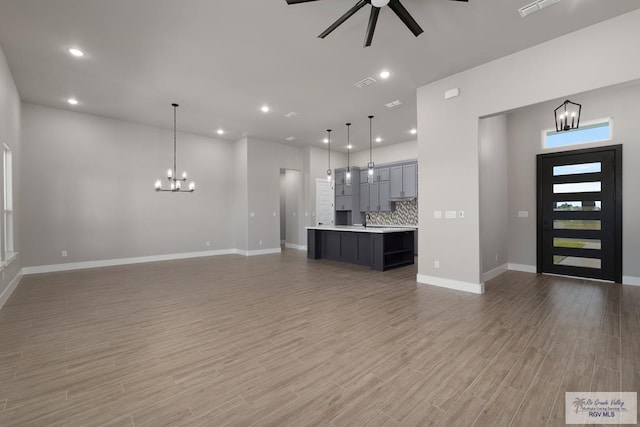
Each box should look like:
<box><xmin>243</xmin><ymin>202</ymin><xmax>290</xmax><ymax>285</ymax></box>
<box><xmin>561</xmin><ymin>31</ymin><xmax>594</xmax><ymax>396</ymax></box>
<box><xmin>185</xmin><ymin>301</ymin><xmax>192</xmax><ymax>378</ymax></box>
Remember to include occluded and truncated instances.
<box><xmin>286</xmin><ymin>0</ymin><xmax>469</xmax><ymax>47</ymax></box>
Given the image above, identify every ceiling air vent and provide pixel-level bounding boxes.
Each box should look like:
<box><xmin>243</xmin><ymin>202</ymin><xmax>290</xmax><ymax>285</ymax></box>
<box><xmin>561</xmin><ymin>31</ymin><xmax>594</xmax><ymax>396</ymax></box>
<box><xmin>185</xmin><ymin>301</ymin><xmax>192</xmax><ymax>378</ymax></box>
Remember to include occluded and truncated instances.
<box><xmin>385</xmin><ymin>100</ymin><xmax>403</xmax><ymax>108</ymax></box>
<box><xmin>286</xmin><ymin>136</ymin><xmax>296</xmax><ymax>141</ymax></box>
<box><xmin>518</xmin><ymin>0</ymin><xmax>560</xmax><ymax>18</ymax></box>
<box><xmin>284</xmin><ymin>111</ymin><xmax>300</xmax><ymax>119</ymax></box>
<box><xmin>354</xmin><ymin>77</ymin><xmax>377</xmax><ymax>89</ymax></box>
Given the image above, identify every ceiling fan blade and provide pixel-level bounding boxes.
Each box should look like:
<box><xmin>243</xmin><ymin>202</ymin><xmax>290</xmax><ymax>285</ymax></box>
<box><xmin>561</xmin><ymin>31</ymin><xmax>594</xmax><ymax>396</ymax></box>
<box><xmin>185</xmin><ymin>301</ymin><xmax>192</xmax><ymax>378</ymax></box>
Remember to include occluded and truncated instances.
<box><xmin>387</xmin><ymin>0</ymin><xmax>423</xmax><ymax>37</ymax></box>
<box><xmin>286</xmin><ymin>0</ymin><xmax>321</xmax><ymax>4</ymax></box>
<box><xmin>364</xmin><ymin>7</ymin><xmax>380</xmax><ymax>47</ymax></box>
<box><xmin>318</xmin><ymin>0</ymin><xmax>368</xmax><ymax>39</ymax></box>
<box><xmin>449</xmin><ymin>0</ymin><xmax>469</xmax><ymax>2</ymax></box>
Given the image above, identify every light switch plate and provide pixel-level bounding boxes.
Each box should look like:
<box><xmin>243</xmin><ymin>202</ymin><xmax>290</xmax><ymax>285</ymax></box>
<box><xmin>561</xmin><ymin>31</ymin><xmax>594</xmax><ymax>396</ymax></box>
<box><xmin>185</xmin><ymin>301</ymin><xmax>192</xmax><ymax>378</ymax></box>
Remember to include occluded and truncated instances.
<box><xmin>518</xmin><ymin>211</ymin><xmax>529</xmax><ymax>218</ymax></box>
<box><xmin>445</xmin><ymin>211</ymin><xmax>457</xmax><ymax>219</ymax></box>
<box><xmin>434</xmin><ymin>211</ymin><xmax>442</xmax><ymax>219</ymax></box>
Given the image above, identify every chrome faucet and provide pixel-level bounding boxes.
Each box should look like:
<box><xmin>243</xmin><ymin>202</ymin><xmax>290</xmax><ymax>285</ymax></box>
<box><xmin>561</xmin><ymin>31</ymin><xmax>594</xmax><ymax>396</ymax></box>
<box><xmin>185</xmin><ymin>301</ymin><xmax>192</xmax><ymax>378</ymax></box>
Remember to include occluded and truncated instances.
<box><xmin>364</xmin><ymin>213</ymin><xmax>371</xmax><ymax>228</ymax></box>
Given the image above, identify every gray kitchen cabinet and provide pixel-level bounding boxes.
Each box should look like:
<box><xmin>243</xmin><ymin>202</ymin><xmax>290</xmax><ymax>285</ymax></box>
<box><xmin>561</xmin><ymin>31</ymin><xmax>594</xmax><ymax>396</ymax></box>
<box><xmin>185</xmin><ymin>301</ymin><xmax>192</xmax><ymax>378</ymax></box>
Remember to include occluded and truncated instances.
<box><xmin>390</xmin><ymin>162</ymin><xmax>417</xmax><ymax>199</ymax></box>
<box><xmin>360</xmin><ymin>182</ymin><xmax>370</xmax><ymax>212</ymax></box>
<box><xmin>402</xmin><ymin>163</ymin><xmax>417</xmax><ymax>198</ymax></box>
<box><xmin>360</xmin><ymin>170</ymin><xmax>369</xmax><ymax>183</ymax></box>
<box><xmin>390</xmin><ymin>166</ymin><xmax>403</xmax><ymax>198</ymax></box>
<box><xmin>369</xmin><ymin>182</ymin><xmax>379</xmax><ymax>211</ymax></box>
<box><xmin>335</xmin><ymin>195</ymin><xmax>352</xmax><ymax>211</ymax></box>
<box><xmin>377</xmin><ymin>167</ymin><xmax>390</xmax><ymax>182</ymax></box>
<box><xmin>335</xmin><ymin>170</ymin><xmax>345</xmax><ymax>185</ymax></box>
<box><xmin>379</xmin><ymin>180</ymin><xmax>391</xmax><ymax>211</ymax></box>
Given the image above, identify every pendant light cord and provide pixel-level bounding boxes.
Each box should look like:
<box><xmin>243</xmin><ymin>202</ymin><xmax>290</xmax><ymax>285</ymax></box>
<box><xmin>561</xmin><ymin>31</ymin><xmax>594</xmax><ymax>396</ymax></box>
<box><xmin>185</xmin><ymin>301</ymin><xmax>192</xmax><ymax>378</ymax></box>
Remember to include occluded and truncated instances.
<box><xmin>346</xmin><ymin>123</ymin><xmax>351</xmax><ymax>170</ymax></box>
<box><xmin>173</xmin><ymin>104</ymin><xmax>177</xmax><ymax>180</ymax></box>
<box><xmin>327</xmin><ymin>129</ymin><xmax>331</xmax><ymax>170</ymax></box>
<box><xmin>368</xmin><ymin>115</ymin><xmax>373</xmax><ymax>163</ymax></box>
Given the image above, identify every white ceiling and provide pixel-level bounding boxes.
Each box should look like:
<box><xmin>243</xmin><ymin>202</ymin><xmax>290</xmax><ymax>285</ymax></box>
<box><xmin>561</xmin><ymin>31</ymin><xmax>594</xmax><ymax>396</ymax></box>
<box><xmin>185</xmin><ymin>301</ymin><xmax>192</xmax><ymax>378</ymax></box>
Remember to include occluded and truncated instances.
<box><xmin>1</xmin><ymin>0</ymin><xmax>638</xmax><ymax>152</ymax></box>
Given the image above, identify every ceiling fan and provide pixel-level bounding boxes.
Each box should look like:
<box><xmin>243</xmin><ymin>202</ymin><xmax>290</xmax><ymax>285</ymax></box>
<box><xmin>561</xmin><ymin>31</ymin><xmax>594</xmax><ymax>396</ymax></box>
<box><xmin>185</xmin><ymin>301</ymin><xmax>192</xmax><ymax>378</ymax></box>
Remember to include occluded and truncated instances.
<box><xmin>286</xmin><ymin>0</ymin><xmax>469</xmax><ymax>47</ymax></box>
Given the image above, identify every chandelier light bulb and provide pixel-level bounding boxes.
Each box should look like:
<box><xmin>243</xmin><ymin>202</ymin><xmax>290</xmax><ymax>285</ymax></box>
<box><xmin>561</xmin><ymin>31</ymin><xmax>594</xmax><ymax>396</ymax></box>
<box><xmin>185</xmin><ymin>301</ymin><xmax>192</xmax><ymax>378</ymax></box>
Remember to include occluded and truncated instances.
<box><xmin>167</xmin><ymin>168</ymin><xmax>173</xmax><ymax>178</ymax></box>
<box><xmin>170</xmin><ymin>182</ymin><xmax>176</xmax><ymax>190</ymax></box>
<box><xmin>175</xmin><ymin>181</ymin><xmax>181</xmax><ymax>190</ymax></box>
<box><xmin>182</xmin><ymin>171</ymin><xmax>187</xmax><ymax>180</ymax></box>
<box><xmin>155</xmin><ymin>180</ymin><xmax>162</xmax><ymax>190</ymax></box>
<box><xmin>189</xmin><ymin>182</ymin><xmax>195</xmax><ymax>191</ymax></box>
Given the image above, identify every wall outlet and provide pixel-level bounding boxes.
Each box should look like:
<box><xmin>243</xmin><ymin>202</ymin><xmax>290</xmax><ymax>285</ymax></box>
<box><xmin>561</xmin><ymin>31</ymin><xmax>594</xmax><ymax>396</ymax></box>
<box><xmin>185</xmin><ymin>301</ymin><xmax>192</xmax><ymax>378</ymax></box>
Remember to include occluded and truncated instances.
<box><xmin>250</xmin><ymin>212</ymin><xmax>255</xmax><ymax>217</ymax></box>
<box><xmin>445</xmin><ymin>211</ymin><xmax>457</xmax><ymax>219</ymax></box>
<box><xmin>305</xmin><ymin>212</ymin><xmax>309</xmax><ymax>217</ymax></box>
<box><xmin>293</xmin><ymin>211</ymin><xmax>296</xmax><ymax>217</ymax></box>
<box><xmin>273</xmin><ymin>212</ymin><xmax>276</xmax><ymax>217</ymax></box>
<box><xmin>458</xmin><ymin>211</ymin><xmax>465</xmax><ymax>219</ymax></box>
<box><xmin>206</xmin><ymin>241</ymin><xmax>210</xmax><ymax>247</ymax></box>
<box><xmin>259</xmin><ymin>240</ymin><xmax>263</xmax><ymax>246</ymax></box>
<box><xmin>61</xmin><ymin>250</ymin><xmax>68</xmax><ymax>257</ymax></box>
<box><xmin>434</xmin><ymin>260</ymin><xmax>440</xmax><ymax>268</ymax></box>
<box><xmin>495</xmin><ymin>254</ymin><xmax>499</xmax><ymax>261</ymax></box>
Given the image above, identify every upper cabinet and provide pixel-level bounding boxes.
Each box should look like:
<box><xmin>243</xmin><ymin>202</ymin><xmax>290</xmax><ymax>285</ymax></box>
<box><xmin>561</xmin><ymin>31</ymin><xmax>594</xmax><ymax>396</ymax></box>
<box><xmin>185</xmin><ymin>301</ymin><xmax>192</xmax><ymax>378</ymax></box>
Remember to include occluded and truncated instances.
<box><xmin>390</xmin><ymin>162</ymin><xmax>417</xmax><ymax>200</ymax></box>
<box><xmin>334</xmin><ymin>167</ymin><xmax>360</xmax><ymax>211</ymax></box>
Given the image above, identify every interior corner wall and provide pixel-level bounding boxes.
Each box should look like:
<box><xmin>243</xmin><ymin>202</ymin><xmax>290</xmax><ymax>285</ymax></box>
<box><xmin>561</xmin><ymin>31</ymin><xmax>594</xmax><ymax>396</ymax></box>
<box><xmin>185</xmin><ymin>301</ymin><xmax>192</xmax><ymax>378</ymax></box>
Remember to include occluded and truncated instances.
<box><xmin>246</xmin><ymin>138</ymin><xmax>304</xmax><ymax>251</ymax></box>
<box><xmin>284</xmin><ymin>169</ymin><xmax>303</xmax><ymax>247</ymax></box>
<box><xmin>21</xmin><ymin>103</ymin><xmax>236</xmax><ymax>268</ymax></box>
<box><xmin>479</xmin><ymin>115</ymin><xmax>508</xmax><ymax>277</ymax></box>
<box><xmin>417</xmin><ymin>9</ymin><xmax>640</xmax><ymax>290</ymax></box>
<box><xmin>506</xmin><ymin>82</ymin><xmax>640</xmax><ymax>281</ymax></box>
<box><xmin>0</xmin><ymin>43</ymin><xmax>22</xmax><ymax>307</ymax></box>
<box><xmin>234</xmin><ymin>138</ymin><xmax>249</xmax><ymax>252</ymax></box>
<box><xmin>350</xmin><ymin>140</ymin><xmax>417</xmax><ymax>167</ymax></box>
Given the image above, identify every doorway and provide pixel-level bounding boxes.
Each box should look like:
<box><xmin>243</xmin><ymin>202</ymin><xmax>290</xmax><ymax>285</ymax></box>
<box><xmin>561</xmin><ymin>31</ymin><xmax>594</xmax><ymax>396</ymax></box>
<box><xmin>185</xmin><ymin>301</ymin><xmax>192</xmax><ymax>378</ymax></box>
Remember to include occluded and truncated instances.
<box><xmin>537</xmin><ymin>145</ymin><xmax>622</xmax><ymax>282</ymax></box>
<box><xmin>279</xmin><ymin>169</ymin><xmax>304</xmax><ymax>250</ymax></box>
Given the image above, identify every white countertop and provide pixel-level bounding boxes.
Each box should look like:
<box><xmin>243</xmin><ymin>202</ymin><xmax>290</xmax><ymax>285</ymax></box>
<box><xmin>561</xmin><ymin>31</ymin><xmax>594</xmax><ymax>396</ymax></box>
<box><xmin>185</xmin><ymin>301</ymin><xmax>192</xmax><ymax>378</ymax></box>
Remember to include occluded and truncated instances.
<box><xmin>306</xmin><ymin>225</ymin><xmax>416</xmax><ymax>234</ymax></box>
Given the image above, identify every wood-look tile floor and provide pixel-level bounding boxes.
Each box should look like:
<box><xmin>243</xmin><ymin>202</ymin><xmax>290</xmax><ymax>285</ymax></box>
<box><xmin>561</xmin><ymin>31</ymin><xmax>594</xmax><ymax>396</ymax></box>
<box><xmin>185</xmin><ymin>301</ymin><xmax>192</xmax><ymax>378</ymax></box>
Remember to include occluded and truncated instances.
<box><xmin>0</xmin><ymin>250</ymin><xmax>638</xmax><ymax>426</ymax></box>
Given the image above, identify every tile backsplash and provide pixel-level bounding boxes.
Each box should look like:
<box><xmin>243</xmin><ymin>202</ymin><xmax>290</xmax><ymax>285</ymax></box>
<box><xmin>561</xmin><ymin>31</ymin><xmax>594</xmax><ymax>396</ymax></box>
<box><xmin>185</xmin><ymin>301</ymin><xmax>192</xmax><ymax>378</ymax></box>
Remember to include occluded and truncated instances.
<box><xmin>367</xmin><ymin>200</ymin><xmax>418</xmax><ymax>226</ymax></box>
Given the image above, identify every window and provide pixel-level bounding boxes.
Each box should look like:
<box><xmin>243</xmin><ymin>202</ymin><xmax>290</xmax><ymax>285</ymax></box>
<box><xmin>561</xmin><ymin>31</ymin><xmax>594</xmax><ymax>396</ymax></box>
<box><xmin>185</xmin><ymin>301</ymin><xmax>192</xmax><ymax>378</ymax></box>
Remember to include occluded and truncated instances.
<box><xmin>543</xmin><ymin>118</ymin><xmax>612</xmax><ymax>149</ymax></box>
<box><xmin>3</xmin><ymin>143</ymin><xmax>14</xmax><ymax>260</ymax></box>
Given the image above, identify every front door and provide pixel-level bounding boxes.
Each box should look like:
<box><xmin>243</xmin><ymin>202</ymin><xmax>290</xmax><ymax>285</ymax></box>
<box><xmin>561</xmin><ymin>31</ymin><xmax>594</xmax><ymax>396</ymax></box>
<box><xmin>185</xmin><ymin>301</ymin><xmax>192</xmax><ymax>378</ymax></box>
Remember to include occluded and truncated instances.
<box><xmin>537</xmin><ymin>145</ymin><xmax>622</xmax><ymax>282</ymax></box>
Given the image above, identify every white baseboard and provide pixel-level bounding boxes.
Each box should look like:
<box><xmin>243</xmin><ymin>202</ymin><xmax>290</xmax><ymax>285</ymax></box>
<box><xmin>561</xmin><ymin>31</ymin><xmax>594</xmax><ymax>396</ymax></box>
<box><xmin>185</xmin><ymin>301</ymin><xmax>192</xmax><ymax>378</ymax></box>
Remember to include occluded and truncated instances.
<box><xmin>233</xmin><ymin>248</ymin><xmax>282</xmax><ymax>257</ymax></box>
<box><xmin>508</xmin><ymin>263</ymin><xmax>537</xmax><ymax>273</ymax></box>
<box><xmin>416</xmin><ymin>274</ymin><xmax>485</xmax><ymax>295</ymax></box>
<box><xmin>22</xmin><ymin>248</ymin><xmax>287</xmax><ymax>275</ymax></box>
<box><xmin>482</xmin><ymin>263</ymin><xmax>508</xmax><ymax>282</ymax></box>
<box><xmin>623</xmin><ymin>276</ymin><xmax>640</xmax><ymax>286</ymax></box>
<box><xmin>0</xmin><ymin>269</ymin><xmax>22</xmax><ymax>310</ymax></box>
<box><xmin>284</xmin><ymin>243</ymin><xmax>307</xmax><ymax>251</ymax></box>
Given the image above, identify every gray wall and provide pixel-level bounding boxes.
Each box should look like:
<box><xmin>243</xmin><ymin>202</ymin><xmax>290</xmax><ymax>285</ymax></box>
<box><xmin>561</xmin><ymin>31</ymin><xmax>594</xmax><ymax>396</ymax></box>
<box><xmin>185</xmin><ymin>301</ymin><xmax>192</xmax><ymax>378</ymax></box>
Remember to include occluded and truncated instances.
<box><xmin>417</xmin><ymin>9</ymin><xmax>640</xmax><ymax>291</ymax></box>
<box><xmin>479</xmin><ymin>115</ymin><xmax>508</xmax><ymax>276</ymax></box>
<box><xmin>21</xmin><ymin>103</ymin><xmax>236</xmax><ymax>267</ymax></box>
<box><xmin>234</xmin><ymin>138</ymin><xmax>248</xmax><ymax>251</ymax></box>
<box><xmin>507</xmin><ymin>82</ymin><xmax>640</xmax><ymax>280</ymax></box>
<box><xmin>284</xmin><ymin>169</ymin><xmax>303</xmax><ymax>246</ymax></box>
<box><xmin>350</xmin><ymin>140</ymin><xmax>416</xmax><ymax>168</ymax></box>
<box><xmin>0</xmin><ymin>43</ymin><xmax>21</xmax><ymax>306</ymax></box>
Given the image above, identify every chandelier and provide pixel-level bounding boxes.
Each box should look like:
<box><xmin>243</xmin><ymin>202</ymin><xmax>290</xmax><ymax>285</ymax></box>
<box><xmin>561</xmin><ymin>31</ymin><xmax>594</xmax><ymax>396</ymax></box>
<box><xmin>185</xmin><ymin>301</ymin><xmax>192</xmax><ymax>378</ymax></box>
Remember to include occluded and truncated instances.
<box><xmin>155</xmin><ymin>103</ymin><xmax>195</xmax><ymax>193</ymax></box>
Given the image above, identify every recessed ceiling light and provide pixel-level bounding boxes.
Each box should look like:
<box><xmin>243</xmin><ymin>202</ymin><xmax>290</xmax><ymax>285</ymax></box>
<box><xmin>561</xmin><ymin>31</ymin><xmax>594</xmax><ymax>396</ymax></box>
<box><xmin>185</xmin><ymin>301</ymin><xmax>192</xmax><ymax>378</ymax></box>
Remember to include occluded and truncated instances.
<box><xmin>410</xmin><ymin>128</ymin><xmax>417</xmax><ymax>135</ymax></box>
<box><xmin>375</xmin><ymin>137</ymin><xmax>382</xmax><ymax>143</ymax></box>
<box><xmin>379</xmin><ymin>70</ymin><xmax>391</xmax><ymax>80</ymax></box>
<box><xmin>68</xmin><ymin>48</ymin><xmax>85</xmax><ymax>57</ymax></box>
<box><xmin>217</xmin><ymin>129</ymin><xmax>224</xmax><ymax>135</ymax></box>
<box><xmin>323</xmin><ymin>138</ymin><xmax>329</xmax><ymax>144</ymax></box>
<box><xmin>261</xmin><ymin>105</ymin><xmax>270</xmax><ymax>113</ymax></box>
<box><xmin>286</xmin><ymin>136</ymin><xmax>296</xmax><ymax>141</ymax></box>
<box><xmin>67</xmin><ymin>98</ymin><xmax>79</xmax><ymax>105</ymax></box>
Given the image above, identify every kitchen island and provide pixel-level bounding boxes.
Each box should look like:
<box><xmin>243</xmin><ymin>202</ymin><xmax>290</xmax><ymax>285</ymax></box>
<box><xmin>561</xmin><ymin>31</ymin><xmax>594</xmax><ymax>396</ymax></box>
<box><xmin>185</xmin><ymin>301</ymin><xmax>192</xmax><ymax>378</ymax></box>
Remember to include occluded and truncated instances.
<box><xmin>307</xmin><ymin>226</ymin><xmax>415</xmax><ymax>271</ymax></box>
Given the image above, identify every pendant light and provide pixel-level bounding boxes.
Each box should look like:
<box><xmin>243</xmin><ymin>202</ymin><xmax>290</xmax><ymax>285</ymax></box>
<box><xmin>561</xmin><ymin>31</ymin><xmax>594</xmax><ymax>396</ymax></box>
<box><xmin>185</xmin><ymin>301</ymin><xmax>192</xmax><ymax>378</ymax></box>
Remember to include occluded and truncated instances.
<box><xmin>155</xmin><ymin>103</ymin><xmax>195</xmax><ymax>192</ymax></box>
<box><xmin>346</xmin><ymin>123</ymin><xmax>352</xmax><ymax>181</ymax></box>
<box><xmin>326</xmin><ymin>129</ymin><xmax>332</xmax><ymax>181</ymax></box>
<box><xmin>367</xmin><ymin>115</ymin><xmax>375</xmax><ymax>182</ymax></box>
<box><xmin>554</xmin><ymin>99</ymin><xmax>581</xmax><ymax>132</ymax></box>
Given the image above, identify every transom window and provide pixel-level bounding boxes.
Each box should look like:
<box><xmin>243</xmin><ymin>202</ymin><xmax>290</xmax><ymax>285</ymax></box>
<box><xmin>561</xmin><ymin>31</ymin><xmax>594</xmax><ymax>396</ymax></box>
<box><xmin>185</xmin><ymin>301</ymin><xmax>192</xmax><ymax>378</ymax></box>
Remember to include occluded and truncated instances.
<box><xmin>543</xmin><ymin>118</ymin><xmax>612</xmax><ymax>149</ymax></box>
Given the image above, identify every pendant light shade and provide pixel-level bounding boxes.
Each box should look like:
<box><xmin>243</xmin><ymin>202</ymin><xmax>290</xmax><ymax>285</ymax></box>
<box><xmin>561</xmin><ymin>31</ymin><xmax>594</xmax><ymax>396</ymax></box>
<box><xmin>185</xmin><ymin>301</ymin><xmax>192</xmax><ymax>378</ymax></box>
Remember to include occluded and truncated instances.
<box><xmin>554</xmin><ymin>99</ymin><xmax>581</xmax><ymax>132</ymax></box>
<box><xmin>155</xmin><ymin>103</ymin><xmax>195</xmax><ymax>193</ymax></box>
<box><xmin>326</xmin><ymin>129</ymin><xmax>332</xmax><ymax>181</ymax></box>
<box><xmin>346</xmin><ymin>123</ymin><xmax>352</xmax><ymax>180</ymax></box>
<box><xmin>367</xmin><ymin>115</ymin><xmax>375</xmax><ymax>181</ymax></box>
